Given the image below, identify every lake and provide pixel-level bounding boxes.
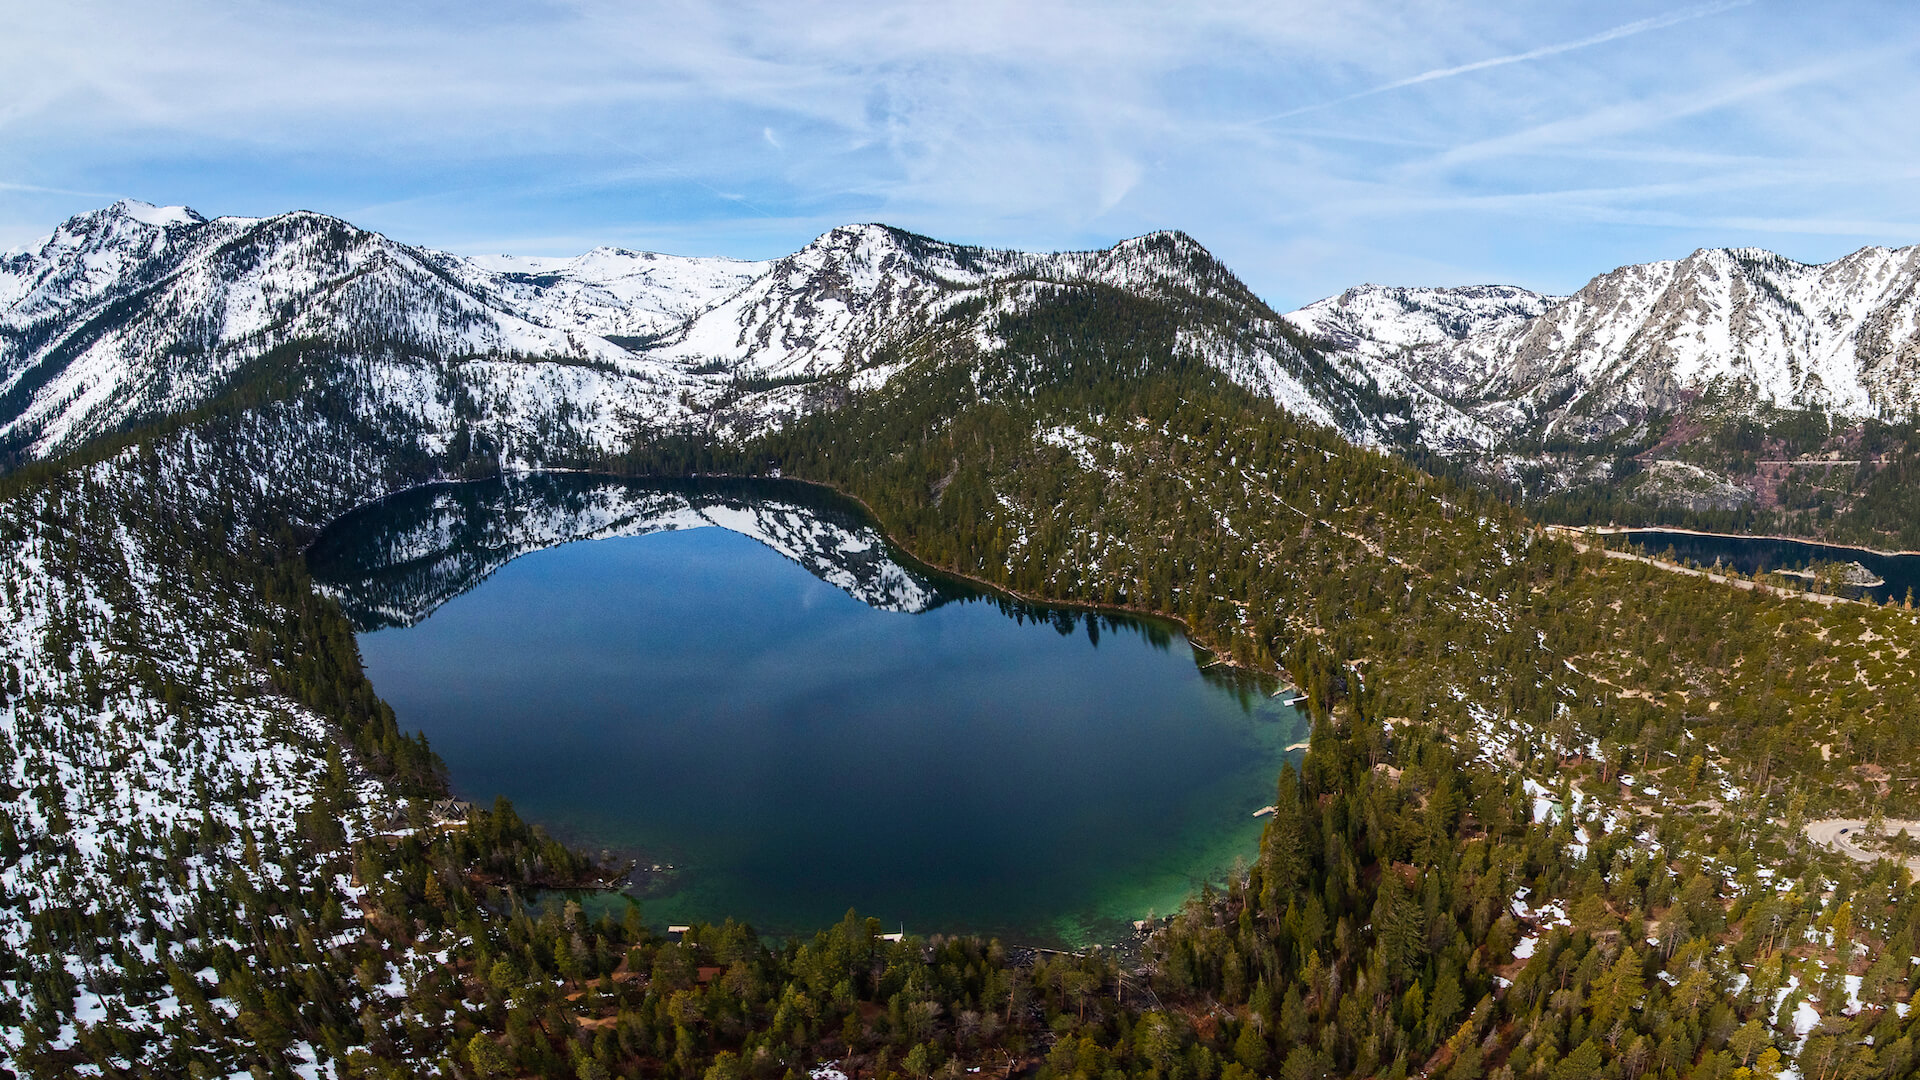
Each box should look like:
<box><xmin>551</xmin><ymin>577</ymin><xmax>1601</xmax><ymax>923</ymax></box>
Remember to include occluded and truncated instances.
<box><xmin>307</xmin><ymin>474</ymin><xmax>1304</xmax><ymax>946</ymax></box>
<box><xmin>1622</xmin><ymin>528</ymin><xmax>1920</xmax><ymax>605</ymax></box>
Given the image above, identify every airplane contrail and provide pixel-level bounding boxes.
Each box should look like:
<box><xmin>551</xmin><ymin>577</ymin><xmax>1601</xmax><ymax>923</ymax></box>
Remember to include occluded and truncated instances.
<box><xmin>1253</xmin><ymin>0</ymin><xmax>1758</xmax><ymax>125</ymax></box>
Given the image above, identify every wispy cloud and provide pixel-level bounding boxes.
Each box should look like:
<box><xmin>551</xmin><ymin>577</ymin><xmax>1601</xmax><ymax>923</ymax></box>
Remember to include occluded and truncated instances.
<box><xmin>2</xmin><ymin>1</ymin><xmax>1918</xmax><ymax>304</ymax></box>
<box><xmin>1251</xmin><ymin>0</ymin><xmax>1756</xmax><ymax>125</ymax></box>
<box><xmin>1412</xmin><ymin>43</ymin><xmax>1920</xmax><ymax>174</ymax></box>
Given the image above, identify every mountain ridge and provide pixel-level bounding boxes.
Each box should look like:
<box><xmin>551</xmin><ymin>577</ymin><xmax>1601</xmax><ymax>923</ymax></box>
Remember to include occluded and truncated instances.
<box><xmin>0</xmin><ymin>201</ymin><xmax>1403</xmax><ymax>471</ymax></box>
<box><xmin>12</xmin><ymin>198</ymin><xmax>1920</xmax><ymax>535</ymax></box>
<box><xmin>1290</xmin><ymin>242</ymin><xmax>1920</xmax><ymax>452</ymax></box>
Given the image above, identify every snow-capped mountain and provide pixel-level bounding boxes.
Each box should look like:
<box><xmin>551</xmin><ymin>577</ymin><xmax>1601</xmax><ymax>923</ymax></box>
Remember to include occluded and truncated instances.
<box><xmin>1290</xmin><ymin>246</ymin><xmax>1920</xmax><ymax>449</ymax></box>
<box><xmin>1287</xmin><ymin>284</ymin><xmax>1561</xmax><ymax>402</ymax></box>
<box><xmin>657</xmin><ymin>224</ymin><xmax>1031</xmax><ymax>382</ymax></box>
<box><xmin>435</xmin><ymin>246</ymin><xmax>770</xmax><ymax>341</ymax></box>
<box><xmin>20</xmin><ymin>198</ymin><xmax>1920</xmax><ymax>488</ymax></box>
<box><xmin>0</xmin><ymin>201</ymin><xmax>1408</xmax><ymax>469</ymax></box>
<box><xmin>309</xmin><ymin>473</ymin><xmax>947</xmax><ymax>629</ymax></box>
<box><xmin>0</xmin><ymin>200</ymin><xmax>716</xmax><ymax>465</ymax></box>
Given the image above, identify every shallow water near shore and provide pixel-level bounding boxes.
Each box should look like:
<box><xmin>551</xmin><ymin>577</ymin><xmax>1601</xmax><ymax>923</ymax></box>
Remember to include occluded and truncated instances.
<box><xmin>310</xmin><ymin>475</ymin><xmax>1305</xmax><ymax>947</ymax></box>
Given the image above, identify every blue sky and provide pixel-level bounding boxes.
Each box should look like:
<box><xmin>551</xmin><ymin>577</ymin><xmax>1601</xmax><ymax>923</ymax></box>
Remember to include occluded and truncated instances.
<box><xmin>4</xmin><ymin>1</ymin><xmax>1918</xmax><ymax>309</ymax></box>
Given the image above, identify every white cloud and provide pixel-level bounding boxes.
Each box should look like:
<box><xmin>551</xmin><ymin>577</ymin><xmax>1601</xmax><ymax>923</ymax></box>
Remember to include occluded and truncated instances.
<box><xmin>2</xmin><ymin>1</ymin><xmax>1918</xmax><ymax>305</ymax></box>
<box><xmin>1252</xmin><ymin>0</ymin><xmax>1757</xmax><ymax>124</ymax></box>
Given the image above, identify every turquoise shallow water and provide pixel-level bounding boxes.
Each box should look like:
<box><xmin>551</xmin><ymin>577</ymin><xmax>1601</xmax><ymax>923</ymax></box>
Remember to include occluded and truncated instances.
<box><xmin>312</xmin><ymin>477</ymin><xmax>1303</xmax><ymax>947</ymax></box>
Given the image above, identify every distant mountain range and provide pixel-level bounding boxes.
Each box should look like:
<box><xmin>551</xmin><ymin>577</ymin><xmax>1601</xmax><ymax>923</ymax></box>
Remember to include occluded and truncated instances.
<box><xmin>1291</xmin><ymin>246</ymin><xmax>1920</xmax><ymax>451</ymax></box>
<box><xmin>7</xmin><ymin>199</ymin><xmax>1920</xmax><ymax>512</ymax></box>
<box><xmin>0</xmin><ymin>200</ymin><xmax>1382</xmax><ymax>470</ymax></box>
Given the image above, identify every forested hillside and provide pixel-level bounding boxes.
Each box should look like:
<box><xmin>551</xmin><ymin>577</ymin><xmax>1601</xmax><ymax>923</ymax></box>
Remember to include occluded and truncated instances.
<box><xmin>5</xmin><ymin>217</ymin><xmax>1920</xmax><ymax>1077</ymax></box>
<box><xmin>1533</xmin><ymin>408</ymin><xmax>1920</xmax><ymax>552</ymax></box>
<box><xmin>618</xmin><ymin>280</ymin><xmax>1920</xmax><ymax>1077</ymax></box>
<box><xmin>1288</xmin><ymin>246</ymin><xmax>1920</xmax><ymax>549</ymax></box>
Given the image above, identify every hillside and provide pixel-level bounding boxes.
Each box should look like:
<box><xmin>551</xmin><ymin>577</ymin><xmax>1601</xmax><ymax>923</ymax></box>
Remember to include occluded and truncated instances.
<box><xmin>1291</xmin><ymin>246</ymin><xmax>1920</xmax><ymax>545</ymax></box>
<box><xmin>5</xmin><ymin>203</ymin><xmax>1920</xmax><ymax>1077</ymax></box>
<box><xmin>0</xmin><ymin>202</ymin><xmax>1413</xmax><ymax>474</ymax></box>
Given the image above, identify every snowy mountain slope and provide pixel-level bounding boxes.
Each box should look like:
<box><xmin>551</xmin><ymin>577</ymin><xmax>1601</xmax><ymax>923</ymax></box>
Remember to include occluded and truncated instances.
<box><xmin>0</xmin><ymin>393</ymin><xmax>451</xmax><ymax>1072</ymax></box>
<box><xmin>654</xmin><ymin>224</ymin><xmax>1028</xmax><ymax>379</ymax></box>
<box><xmin>0</xmin><ymin>201</ymin><xmax>719</xmax><ymax>465</ymax></box>
<box><xmin>1</xmin><ymin>203</ymin><xmax>1416</xmax><ymax>471</ymax></box>
<box><xmin>309</xmin><ymin>474</ymin><xmax>944</xmax><ymax>629</ymax></box>
<box><xmin>648</xmin><ymin>226</ymin><xmax>1299</xmax><ymax>379</ymax></box>
<box><xmin>1287</xmin><ymin>284</ymin><xmax>1559</xmax><ymax>400</ymax></box>
<box><xmin>1289</xmin><ymin>246</ymin><xmax>1920</xmax><ymax>450</ymax></box>
<box><xmin>1479</xmin><ymin>245</ymin><xmax>1920</xmax><ymax>438</ymax></box>
<box><xmin>625</xmin><ymin>223</ymin><xmax>1420</xmax><ymax>447</ymax></box>
<box><xmin>437</xmin><ymin>246</ymin><xmax>769</xmax><ymax>340</ymax></box>
<box><xmin>17</xmin><ymin>199</ymin><xmax>1920</xmax><ymax>486</ymax></box>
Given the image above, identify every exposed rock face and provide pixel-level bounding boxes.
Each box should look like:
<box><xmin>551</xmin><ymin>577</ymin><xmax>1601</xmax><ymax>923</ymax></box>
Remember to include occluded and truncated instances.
<box><xmin>1627</xmin><ymin>460</ymin><xmax>1756</xmax><ymax>513</ymax></box>
<box><xmin>1289</xmin><ymin>246</ymin><xmax>1920</xmax><ymax>451</ymax></box>
<box><xmin>0</xmin><ymin>203</ymin><xmax>1409</xmax><ymax>469</ymax></box>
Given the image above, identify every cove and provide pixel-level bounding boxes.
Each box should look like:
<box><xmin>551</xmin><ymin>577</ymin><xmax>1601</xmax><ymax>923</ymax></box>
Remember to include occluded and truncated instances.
<box><xmin>1622</xmin><ymin>528</ymin><xmax>1920</xmax><ymax>605</ymax></box>
<box><xmin>307</xmin><ymin>474</ymin><xmax>1304</xmax><ymax>947</ymax></box>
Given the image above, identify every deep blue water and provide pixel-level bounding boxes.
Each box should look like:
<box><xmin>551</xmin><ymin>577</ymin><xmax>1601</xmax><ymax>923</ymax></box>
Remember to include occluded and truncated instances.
<box><xmin>1623</xmin><ymin>529</ymin><xmax>1920</xmax><ymax>604</ymax></box>
<box><xmin>311</xmin><ymin>477</ymin><xmax>1302</xmax><ymax>946</ymax></box>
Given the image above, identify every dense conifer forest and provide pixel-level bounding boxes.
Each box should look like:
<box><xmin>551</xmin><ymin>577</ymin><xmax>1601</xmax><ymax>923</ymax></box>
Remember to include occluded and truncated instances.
<box><xmin>1530</xmin><ymin>409</ymin><xmax>1920</xmax><ymax>552</ymax></box>
<box><xmin>6</xmin><ymin>277</ymin><xmax>1920</xmax><ymax>1079</ymax></box>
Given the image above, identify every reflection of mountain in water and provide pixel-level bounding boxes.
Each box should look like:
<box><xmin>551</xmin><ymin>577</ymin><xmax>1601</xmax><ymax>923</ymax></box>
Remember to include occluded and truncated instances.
<box><xmin>307</xmin><ymin>473</ymin><xmax>952</xmax><ymax>630</ymax></box>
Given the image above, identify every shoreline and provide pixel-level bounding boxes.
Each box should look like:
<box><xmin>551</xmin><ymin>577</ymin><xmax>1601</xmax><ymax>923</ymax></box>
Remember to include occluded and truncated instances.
<box><xmin>320</xmin><ymin>464</ymin><xmax>1304</xmax><ymax>689</ymax></box>
<box><xmin>1545</xmin><ymin>526</ymin><xmax>1879</xmax><ymax>608</ymax></box>
<box><xmin>319</xmin><ymin>465</ymin><xmax>1311</xmax><ymax>954</ymax></box>
<box><xmin>762</xmin><ymin>473</ymin><xmax>1284</xmax><ymax>677</ymax></box>
<box><xmin>1568</xmin><ymin>523</ymin><xmax>1920</xmax><ymax>560</ymax></box>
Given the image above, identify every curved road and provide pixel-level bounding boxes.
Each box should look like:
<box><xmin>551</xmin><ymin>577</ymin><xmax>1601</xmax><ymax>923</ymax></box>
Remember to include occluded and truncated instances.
<box><xmin>1805</xmin><ymin>819</ymin><xmax>1920</xmax><ymax>876</ymax></box>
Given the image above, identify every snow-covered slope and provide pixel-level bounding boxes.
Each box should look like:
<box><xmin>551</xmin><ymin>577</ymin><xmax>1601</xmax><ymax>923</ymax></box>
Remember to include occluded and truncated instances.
<box><xmin>652</xmin><ymin>224</ymin><xmax>1401</xmax><ymax>442</ymax></box>
<box><xmin>440</xmin><ymin>246</ymin><xmax>769</xmax><ymax>340</ymax></box>
<box><xmin>1288</xmin><ymin>284</ymin><xmax>1560</xmax><ymax>401</ymax></box>
<box><xmin>1290</xmin><ymin>246</ymin><xmax>1920</xmax><ymax>449</ymax></box>
<box><xmin>18</xmin><ymin>200</ymin><xmax>1920</xmax><ymax>482</ymax></box>
<box><xmin>1476</xmin><ymin>246</ymin><xmax>1920</xmax><ymax>438</ymax></box>
<box><xmin>657</xmin><ymin>224</ymin><xmax>1029</xmax><ymax>379</ymax></box>
<box><xmin>0</xmin><ymin>201</ymin><xmax>717</xmax><ymax>464</ymax></box>
<box><xmin>1</xmin><ymin>203</ymin><xmax>1413</xmax><ymax>469</ymax></box>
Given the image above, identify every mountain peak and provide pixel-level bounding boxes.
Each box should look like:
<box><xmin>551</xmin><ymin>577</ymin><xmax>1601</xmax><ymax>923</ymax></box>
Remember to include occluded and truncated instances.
<box><xmin>795</xmin><ymin>223</ymin><xmax>977</xmax><ymax>262</ymax></box>
<box><xmin>108</xmin><ymin>199</ymin><xmax>205</xmax><ymax>228</ymax></box>
<box><xmin>1117</xmin><ymin>228</ymin><xmax>1200</xmax><ymax>248</ymax></box>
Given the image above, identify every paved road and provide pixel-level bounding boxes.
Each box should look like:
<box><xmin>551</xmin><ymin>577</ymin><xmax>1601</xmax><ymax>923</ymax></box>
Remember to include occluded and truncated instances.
<box><xmin>1805</xmin><ymin>819</ymin><xmax>1920</xmax><ymax>876</ymax></box>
